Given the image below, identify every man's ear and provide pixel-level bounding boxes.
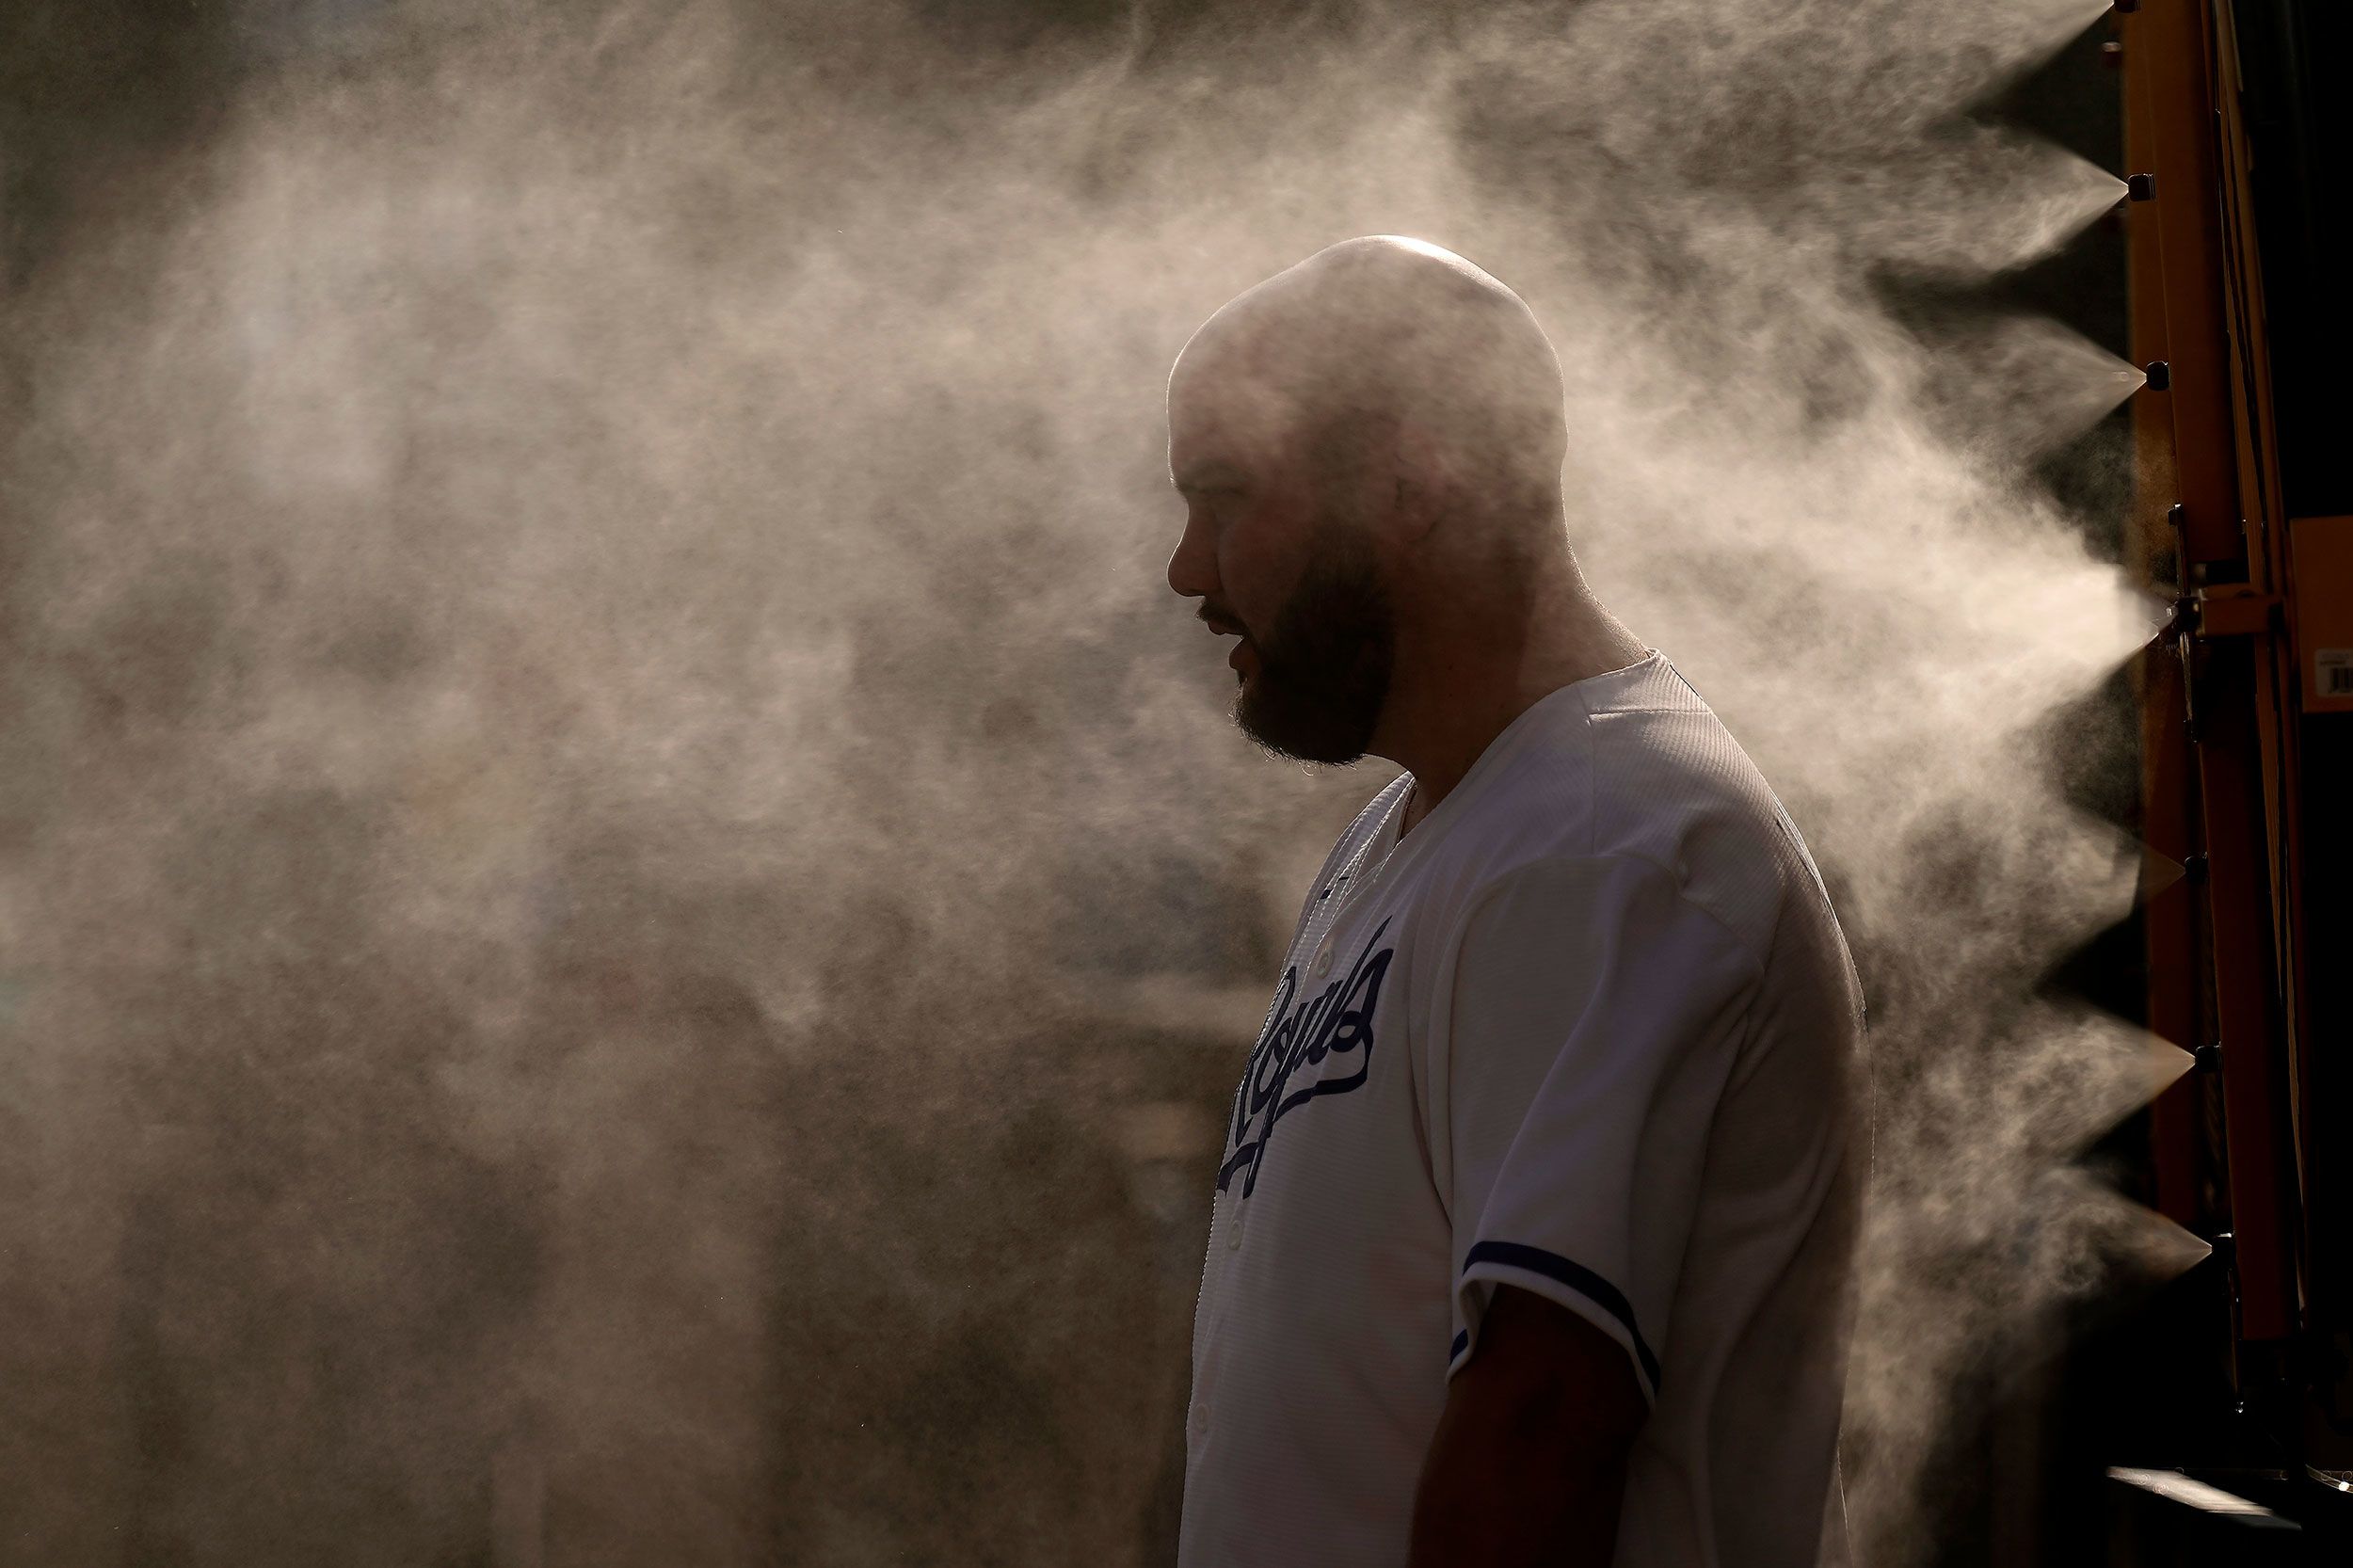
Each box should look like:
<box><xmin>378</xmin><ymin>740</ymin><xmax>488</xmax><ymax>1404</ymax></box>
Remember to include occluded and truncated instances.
<box><xmin>1389</xmin><ymin>417</ymin><xmax>1450</xmax><ymax>547</ymax></box>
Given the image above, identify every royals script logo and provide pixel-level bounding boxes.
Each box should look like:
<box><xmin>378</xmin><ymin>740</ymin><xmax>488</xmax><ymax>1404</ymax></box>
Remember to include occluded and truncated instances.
<box><xmin>1218</xmin><ymin>916</ymin><xmax>1396</xmax><ymax>1198</ymax></box>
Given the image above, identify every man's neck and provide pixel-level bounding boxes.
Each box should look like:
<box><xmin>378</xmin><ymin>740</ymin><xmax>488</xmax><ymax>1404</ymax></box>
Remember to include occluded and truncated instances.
<box><xmin>1379</xmin><ymin>584</ymin><xmax>1646</xmax><ymax>839</ymax></box>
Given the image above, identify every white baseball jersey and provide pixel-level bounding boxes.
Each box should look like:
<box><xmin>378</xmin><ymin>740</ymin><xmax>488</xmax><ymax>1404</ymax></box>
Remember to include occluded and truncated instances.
<box><xmin>1177</xmin><ymin>650</ymin><xmax>1865</xmax><ymax>1568</ymax></box>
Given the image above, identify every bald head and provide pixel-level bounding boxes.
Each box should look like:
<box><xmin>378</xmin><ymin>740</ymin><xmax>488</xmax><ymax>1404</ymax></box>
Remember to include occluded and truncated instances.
<box><xmin>1170</xmin><ymin>236</ymin><xmax>1571</xmax><ymax>536</ymax></box>
<box><xmin>1163</xmin><ymin>238</ymin><xmax>1577</xmax><ymax>766</ymax></box>
<box><xmin>1164</xmin><ymin>239</ymin><xmax>1645</xmax><ymax>776</ymax></box>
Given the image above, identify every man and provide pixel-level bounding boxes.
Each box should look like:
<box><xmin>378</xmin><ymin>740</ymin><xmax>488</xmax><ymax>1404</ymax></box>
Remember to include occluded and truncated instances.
<box><xmin>1164</xmin><ymin>237</ymin><xmax>1865</xmax><ymax>1568</ymax></box>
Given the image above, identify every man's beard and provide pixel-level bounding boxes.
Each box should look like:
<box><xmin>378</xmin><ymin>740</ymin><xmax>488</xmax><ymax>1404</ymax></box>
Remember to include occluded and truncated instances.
<box><xmin>1232</xmin><ymin>528</ymin><xmax>1396</xmax><ymax>766</ymax></box>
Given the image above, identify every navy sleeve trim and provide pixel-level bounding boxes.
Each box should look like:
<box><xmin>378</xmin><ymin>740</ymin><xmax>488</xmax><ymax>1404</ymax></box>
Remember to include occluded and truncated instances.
<box><xmin>1461</xmin><ymin>1240</ymin><xmax>1663</xmax><ymax>1395</ymax></box>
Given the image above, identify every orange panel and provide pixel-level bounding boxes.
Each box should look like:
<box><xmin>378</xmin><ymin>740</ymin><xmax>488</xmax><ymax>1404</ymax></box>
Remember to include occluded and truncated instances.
<box><xmin>2128</xmin><ymin>0</ymin><xmax>2240</xmax><ymax>572</ymax></box>
<box><xmin>2121</xmin><ymin>18</ymin><xmax>2177</xmax><ymax>586</ymax></box>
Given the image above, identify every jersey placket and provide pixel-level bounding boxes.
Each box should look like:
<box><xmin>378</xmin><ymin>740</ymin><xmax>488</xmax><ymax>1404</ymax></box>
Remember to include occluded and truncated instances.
<box><xmin>1306</xmin><ymin>802</ymin><xmax>1407</xmax><ymax>980</ymax></box>
<box><xmin>1193</xmin><ymin>784</ymin><xmax>1411</xmax><ymax>1464</ymax></box>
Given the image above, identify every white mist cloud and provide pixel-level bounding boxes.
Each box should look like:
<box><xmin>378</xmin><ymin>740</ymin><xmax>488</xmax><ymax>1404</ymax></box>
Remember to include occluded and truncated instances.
<box><xmin>0</xmin><ymin>1</ymin><xmax>2187</xmax><ymax>1562</ymax></box>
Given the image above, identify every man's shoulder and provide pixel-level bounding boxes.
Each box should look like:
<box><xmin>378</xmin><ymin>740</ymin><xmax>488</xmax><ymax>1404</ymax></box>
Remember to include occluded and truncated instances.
<box><xmin>1486</xmin><ymin>701</ymin><xmax>1817</xmax><ymax>967</ymax></box>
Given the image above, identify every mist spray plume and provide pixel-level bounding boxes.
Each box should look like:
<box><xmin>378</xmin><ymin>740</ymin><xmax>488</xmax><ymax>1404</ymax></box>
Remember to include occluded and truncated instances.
<box><xmin>0</xmin><ymin>1</ymin><xmax>2189</xmax><ymax>1562</ymax></box>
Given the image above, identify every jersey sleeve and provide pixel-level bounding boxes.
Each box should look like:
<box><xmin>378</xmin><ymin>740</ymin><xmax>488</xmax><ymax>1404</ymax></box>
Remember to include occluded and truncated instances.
<box><xmin>1433</xmin><ymin>854</ymin><xmax>1762</xmax><ymax>1405</ymax></box>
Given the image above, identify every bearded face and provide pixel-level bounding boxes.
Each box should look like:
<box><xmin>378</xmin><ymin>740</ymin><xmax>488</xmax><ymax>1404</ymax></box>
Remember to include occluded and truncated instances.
<box><xmin>1229</xmin><ymin>520</ymin><xmax>1397</xmax><ymax>767</ymax></box>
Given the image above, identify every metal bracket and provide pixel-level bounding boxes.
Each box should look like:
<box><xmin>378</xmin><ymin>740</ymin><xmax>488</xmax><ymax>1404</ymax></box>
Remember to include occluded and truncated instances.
<box><xmin>2195</xmin><ymin>589</ymin><xmax>2282</xmax><ymax>639</ymax></box>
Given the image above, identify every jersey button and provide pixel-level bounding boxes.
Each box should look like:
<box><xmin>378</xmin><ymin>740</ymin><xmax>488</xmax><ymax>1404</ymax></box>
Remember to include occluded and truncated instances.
<box><xmin>1226</xmin><ymin>1230</ymin><xmax>1241</xmax><ymax>1253</ymax></box>
<box><xmin>1190</xmin><ymin>1403</ymin><xmax>1210</xmax><ymax>1435</ymax></box>
<box><xmin>1313</xmin><ymin>946</ymin><xmax>1333</xmax><ymax>978</ymax></box>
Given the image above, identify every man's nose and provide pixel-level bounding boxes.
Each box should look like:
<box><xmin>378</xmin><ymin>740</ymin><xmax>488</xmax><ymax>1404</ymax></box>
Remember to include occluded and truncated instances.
<box><xmin>1165</xmin><ymin>509</ymin><xmax>1219</xmax><ymax>602</ymax></box>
